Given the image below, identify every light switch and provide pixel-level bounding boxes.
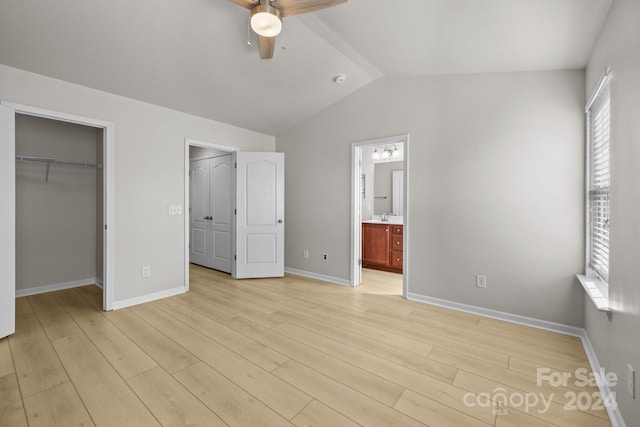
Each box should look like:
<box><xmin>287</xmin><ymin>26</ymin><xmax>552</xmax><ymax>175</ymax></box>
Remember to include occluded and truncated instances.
<box><xmin>169</xmin><ymin>204</ymin><xmax>182</xmax><ymax>215</ymax></box>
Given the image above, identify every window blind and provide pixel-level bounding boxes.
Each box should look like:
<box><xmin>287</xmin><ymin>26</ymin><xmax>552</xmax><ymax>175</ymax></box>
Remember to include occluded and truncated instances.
<box><xmin>587</xmin><ymin>80</ymin><xmax>610</xmax><ymax>283</ymax></box>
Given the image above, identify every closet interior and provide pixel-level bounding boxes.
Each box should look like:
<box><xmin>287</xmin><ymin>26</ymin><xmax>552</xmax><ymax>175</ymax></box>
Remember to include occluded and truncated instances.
<box><xmin>15</xmin><ymin>114</ymin><xmax>104</xmax><ymax>299</ymax></box>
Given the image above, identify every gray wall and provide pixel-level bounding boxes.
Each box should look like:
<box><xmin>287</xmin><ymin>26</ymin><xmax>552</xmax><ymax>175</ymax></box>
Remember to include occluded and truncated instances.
<box><xmin>16</xmin><ymin>114</ymin><xmax>100</xmax><ymax>290</ymax></box>
<box><xmin>374</xmin><ymin>161</ymin><xmax>403</xmax><ymax>215</ymax></box>
<box><xmin>585</xmin><ymin>0</ymin><xmax>640</xmax><ymax>424</ymax></box>
<box><xmin>277</xmin><ymin>70</ymin><xmax>586</xmax><ymax>327</ymax></box>
<box><xmin>1</xmin><ymin>64</ymin><xmax>275</xmax><ymax>305</ymax></box>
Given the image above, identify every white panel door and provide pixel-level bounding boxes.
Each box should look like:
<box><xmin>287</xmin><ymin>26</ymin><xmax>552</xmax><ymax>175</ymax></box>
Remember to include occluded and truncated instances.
<box><xmin>189</xmin><ymin>159</ymin><xmax>211</xmax><ymax>267</ymax></box>
<box><xmin>0</xmin><ymin>105</ymin><xmax>15</xmax><ymax>339</ymax></box>
<box><xmin>233</xmin><ymin>152</ymin><xmax>284</xmax><ymax>279</ymax></box>
<box><xmin>210</xmin><ymin>156</ymin><xmax>232</xmax><ymax>273</ymax></box>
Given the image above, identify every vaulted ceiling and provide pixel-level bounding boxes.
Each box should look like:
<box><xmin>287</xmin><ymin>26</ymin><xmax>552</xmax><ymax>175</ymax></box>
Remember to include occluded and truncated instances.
<box><xmin>0</xmin><ymin>0</ymin><xmax>611</xmax><ymax>135</ymax></box>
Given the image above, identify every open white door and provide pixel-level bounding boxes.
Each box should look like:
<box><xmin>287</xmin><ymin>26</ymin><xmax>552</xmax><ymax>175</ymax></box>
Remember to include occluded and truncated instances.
<box><xmin>189</xmin><ymin>159</ymin><xmax>211</xmax><ymax>267</ymax></box>
<box><xmin>233</xmin><ymin>152</ymin><xmax>284</xmax><ymax>279</ymax></box>
<box><xmin>210</xmin><ymin>156</ymin><xmax>232</xmax><ymax>273</ymax></box>
<box><xmin>0</xmin><ymin>105</ymin><xmax>16</xmax><ymax>338</ymax></box>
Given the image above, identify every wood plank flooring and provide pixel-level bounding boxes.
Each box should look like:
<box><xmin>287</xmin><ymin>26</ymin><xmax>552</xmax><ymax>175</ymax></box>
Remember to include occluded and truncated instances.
<box><xmin>0</xmin><ymin>266</ymin><xmax>611</xmax><ymax>426</ymax></box>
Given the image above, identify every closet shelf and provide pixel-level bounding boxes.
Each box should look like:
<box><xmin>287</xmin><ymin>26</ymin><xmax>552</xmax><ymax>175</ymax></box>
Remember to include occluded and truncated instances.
<box><xmin>15</xmin><ymin>155</ymin><xmax>102</xmax><ymax>182</ymax></box>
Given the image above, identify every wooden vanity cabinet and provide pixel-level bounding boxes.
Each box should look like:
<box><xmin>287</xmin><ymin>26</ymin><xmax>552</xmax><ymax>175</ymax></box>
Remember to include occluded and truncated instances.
<box><xmin>362</xmin><ymin>223</ymin><xmax>403</xmax><ymax>273</ymax></box>
<box><xmin>390</xmin><ymin>226</ymin><xmax>403</xmax><ymax>271</ymax></box>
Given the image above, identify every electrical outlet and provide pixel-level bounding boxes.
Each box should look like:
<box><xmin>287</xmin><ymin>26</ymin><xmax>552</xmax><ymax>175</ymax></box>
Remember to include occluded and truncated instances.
<box><xmin>628</xmin><ymin>364</ymin><xmax>636</xmax><ymax>398</ymax></box>
<box><xmin>476</xmin><ymin>274</ymin><xmax>487</xmax><ymax>288</ymax></box>
<box><xmin>323</xmin><ymin>253</ymin><xmax>328</xmax><ymax>261</ymax></box>
<box><xmin>142</xmin><ymin>266</ymin><xmax>151</xmax><ymax>278</ymax></box>
<box><xmin>303</xmin><ymin>249</ymin><xmax>309</xmax><ymax>259</ymax></box>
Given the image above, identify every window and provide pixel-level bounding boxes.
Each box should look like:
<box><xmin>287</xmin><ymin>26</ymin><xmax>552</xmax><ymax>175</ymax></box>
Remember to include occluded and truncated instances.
<box><xmin>586</xmin><ymin>69</ymin><xmax>611</xmax><ymax>284</ymax></box>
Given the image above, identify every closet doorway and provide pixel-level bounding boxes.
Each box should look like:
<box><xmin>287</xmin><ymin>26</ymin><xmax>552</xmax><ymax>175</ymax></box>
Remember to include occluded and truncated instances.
<box><xmin>15</xmin><ymin>114</ymin><xmax>104</xmax><ymax>299</ymax></box>
<box><xmin>189</xmin><ymin>148</ymin><xmax>233</xmax><ymax>273</ymax></box>
<box><xmin>184</xmin><ymin>138</ymin><xmax>236</xmax><ymax>289</ymax></box>
<box><xmin>183</xmin><ymin>138</ymin><xmax>286</xmax><ymax>288</ymax></box>
<box><xmin>0</xmin><ymin>101</ymin><xmax>114</xmax><ymax>340</ymax></box>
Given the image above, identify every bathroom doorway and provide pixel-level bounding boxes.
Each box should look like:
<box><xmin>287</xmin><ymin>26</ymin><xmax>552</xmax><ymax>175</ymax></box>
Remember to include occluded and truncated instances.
<box><xmin>351</xmin><ymin>134</ymin><xmax>409</xmax><ymax>298</ymax></box>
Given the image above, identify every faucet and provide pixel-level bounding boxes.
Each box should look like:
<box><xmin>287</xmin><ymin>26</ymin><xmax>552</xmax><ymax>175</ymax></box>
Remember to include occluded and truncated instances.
<box><xmin>381</xmin><ymin>213</ymin><xmax>389</xmax><ymax>221</ymax></box>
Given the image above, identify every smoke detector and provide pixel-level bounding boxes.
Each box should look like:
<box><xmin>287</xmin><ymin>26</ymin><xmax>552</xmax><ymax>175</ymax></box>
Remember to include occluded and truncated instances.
<box><xmin>334</xmin><ymin>74</ymin><xmax>346</xmax><ymax>84</ymax></box>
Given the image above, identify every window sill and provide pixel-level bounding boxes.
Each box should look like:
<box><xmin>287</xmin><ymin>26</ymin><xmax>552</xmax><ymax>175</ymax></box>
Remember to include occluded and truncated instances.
<box><xmin>576</xmin><ymin>274</ymin><xmax>611</xmax><ymax>313</ymax></box>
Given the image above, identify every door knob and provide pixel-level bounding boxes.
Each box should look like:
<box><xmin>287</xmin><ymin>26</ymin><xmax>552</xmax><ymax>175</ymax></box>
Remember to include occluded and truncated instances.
<box><xmin>278</xmin><ymin>219</ymin><xmax>283</xmax><ymax>223</ymax></box>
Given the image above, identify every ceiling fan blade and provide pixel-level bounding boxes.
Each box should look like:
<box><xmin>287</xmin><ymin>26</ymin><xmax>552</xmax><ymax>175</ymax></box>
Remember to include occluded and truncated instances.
<box><xmin>258</xmin><ymin>35</ymin><xmax>276</xmax><ymax>59</ymax></box>
<box><xmin>229</xmin><ymin>0</ymin><xmax>257</xmax><ymax>10</ymax></box>
<box><xmin>274</xmin><ymin>0</ymin><xmax>347</xmax><ymax>17</ymax></box>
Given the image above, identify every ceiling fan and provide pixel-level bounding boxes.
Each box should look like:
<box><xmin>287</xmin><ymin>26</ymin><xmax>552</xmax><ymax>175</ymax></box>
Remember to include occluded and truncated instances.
<box><xmin>230</xmin><ymin>0</ymin><xmax>348</xmax><ymax>59</ymax></box>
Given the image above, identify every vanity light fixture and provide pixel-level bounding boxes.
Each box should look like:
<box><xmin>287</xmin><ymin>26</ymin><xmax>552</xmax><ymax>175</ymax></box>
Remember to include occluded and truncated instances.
<box><xmin>372</xmin><ymin>145</ymin><xmax>400</xmax><ymax>160</ymax></box>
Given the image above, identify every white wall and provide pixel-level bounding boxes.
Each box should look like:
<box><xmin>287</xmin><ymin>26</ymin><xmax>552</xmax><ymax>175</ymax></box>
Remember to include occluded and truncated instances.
<box><xmin>584</xmin><ymin>0</ymin><xmax>640</xmax><ymax>424</ymax></box>
<box><xmin>0</xmin><ymin>64</ymin><xmax>274</xmax><ymax>305</ymax></box>
<box><xmin>277</xmin><ymin>70</ymin><xmax>586</xmax><ymax>326</ymax></box>
<box><xmin>15</xmin><ymin>115</ymin><xmax>99</xmax><ymax>291</ymax></box>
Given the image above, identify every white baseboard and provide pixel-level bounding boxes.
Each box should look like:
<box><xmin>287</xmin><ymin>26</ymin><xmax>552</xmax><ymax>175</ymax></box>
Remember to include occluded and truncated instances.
<box><xmin>407</xmin><ymin>292</ymin><xmax>584</xmax><ymax>337</ymax></box>
<box><xmin>580</xmin><ymin>332</ymin><xmax>627</xmax><ymax>427</ymax></box>
<box><xmin>16</xmin><ymin>278</ymin><xmax>99</xmax><ymax>297</ymax></box>
<box><xmin>284</xmin><ymin>267</ymin><xmax>351</xmax><ymax>287</ymax></box>
<box><xmin>407</xmin><ymin>291</ymin><xmax>626</xmax><ymax>427</ymax></box>
<box><xmin>111</xmin><ymin>286</ymin><xmax>187</xmax><ymax>310</ymax></box>
<box><xmin>95</xmin><ymin>278</ymin><xmax>104</xmax><ymax>289</ymax></box>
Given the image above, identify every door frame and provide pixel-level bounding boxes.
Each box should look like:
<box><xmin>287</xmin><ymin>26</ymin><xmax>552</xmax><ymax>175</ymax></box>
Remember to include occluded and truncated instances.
<box><xmin>351</xmin><ymin>134</ymin><xmax>409</xmax><ymax>298</ymax></box>
<box><xmin>1</xmin><ymin>100</ymin><xmax>115</xmax><ymax>310</ymax></box>
<box><xmin>183</xmin><ymin>137</ymin><xmax>236</xmax><ymax>290</ymax></box>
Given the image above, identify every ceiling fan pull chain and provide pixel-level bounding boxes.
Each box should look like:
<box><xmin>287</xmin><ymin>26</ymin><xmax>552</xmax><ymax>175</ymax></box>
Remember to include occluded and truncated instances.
<box><xmin>281</xmin><ymin>25</ymin><xmax>286</xmax><ymax>50</ymax></box>
<box><xmin>246</xmin><ymin>16</ymin><xmax>252</xmax><ymax>45</ymax></box>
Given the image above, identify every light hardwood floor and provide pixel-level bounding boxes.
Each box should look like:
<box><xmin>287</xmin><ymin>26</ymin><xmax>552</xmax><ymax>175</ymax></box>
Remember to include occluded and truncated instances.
<box><xmin>0</xmin><ymin>266</ymin><xmax>611</xmax><ymax>427</ymax></box>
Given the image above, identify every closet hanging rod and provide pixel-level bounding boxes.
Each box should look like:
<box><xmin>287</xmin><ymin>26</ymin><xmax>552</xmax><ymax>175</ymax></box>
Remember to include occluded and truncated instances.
<box><xmin>15</xmin><ymin>155</ymin><xmax>102</xmax><ymax>169</ymax></box>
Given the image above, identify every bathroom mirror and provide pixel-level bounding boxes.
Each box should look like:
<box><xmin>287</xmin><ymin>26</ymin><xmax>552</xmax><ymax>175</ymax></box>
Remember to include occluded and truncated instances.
<box><xmin>373</xmin><ymin>161</ymin><xmax>403</xmax><ymax>215</ymax></box>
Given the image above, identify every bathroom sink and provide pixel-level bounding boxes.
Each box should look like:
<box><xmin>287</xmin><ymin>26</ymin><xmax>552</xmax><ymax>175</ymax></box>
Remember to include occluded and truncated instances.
<box><xmin>363</xmin><ymin>218</ymin><xmax>403</xmax><ymax>225</ymax></box>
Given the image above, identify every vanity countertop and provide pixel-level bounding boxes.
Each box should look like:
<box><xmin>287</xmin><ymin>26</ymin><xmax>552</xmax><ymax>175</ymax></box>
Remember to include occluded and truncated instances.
<box><xmin>363</xmin><ymin>217</ymin><xmax>403</xmax><ymax>225</ymax></box>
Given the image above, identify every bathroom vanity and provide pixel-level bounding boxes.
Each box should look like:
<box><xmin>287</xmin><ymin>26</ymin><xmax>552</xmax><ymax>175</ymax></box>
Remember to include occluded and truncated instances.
<box><xmin>362</xmin><ymin>220</ymin><xmax>403</xmax><ymax>274</ymax></box>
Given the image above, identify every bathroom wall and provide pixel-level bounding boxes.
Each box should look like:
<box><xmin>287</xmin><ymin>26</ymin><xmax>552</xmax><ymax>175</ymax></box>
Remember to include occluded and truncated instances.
<box><xmin>360</xmin><ymin>145</ymin><xmax>376</xmax><ymax>220</ymax></box>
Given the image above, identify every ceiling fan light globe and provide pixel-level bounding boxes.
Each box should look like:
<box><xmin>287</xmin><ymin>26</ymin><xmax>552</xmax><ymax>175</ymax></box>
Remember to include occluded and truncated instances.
<box><xmin>251</xmin><ymin>4</ymin><xmax>282</xmax><ymax>37</ymax></box>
